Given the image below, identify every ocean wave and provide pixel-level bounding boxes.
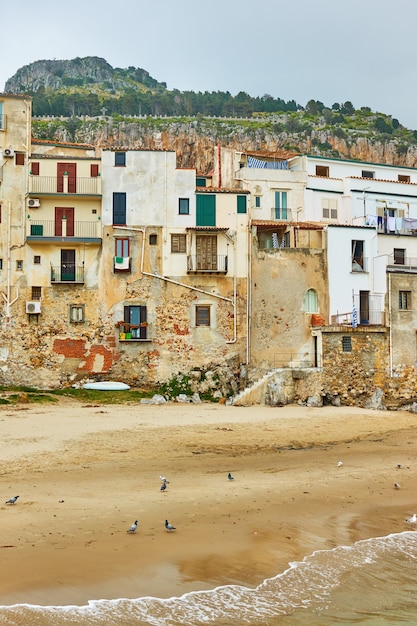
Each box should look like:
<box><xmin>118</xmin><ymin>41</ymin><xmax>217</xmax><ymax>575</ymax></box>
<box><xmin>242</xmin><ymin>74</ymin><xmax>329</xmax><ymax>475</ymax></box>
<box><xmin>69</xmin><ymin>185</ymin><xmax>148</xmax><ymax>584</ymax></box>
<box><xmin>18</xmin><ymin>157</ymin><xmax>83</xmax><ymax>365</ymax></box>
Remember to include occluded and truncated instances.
<box><xmin>1</xmin><ymin>532</ymin><xmax>417</xmax><ymax>625</ymax></box>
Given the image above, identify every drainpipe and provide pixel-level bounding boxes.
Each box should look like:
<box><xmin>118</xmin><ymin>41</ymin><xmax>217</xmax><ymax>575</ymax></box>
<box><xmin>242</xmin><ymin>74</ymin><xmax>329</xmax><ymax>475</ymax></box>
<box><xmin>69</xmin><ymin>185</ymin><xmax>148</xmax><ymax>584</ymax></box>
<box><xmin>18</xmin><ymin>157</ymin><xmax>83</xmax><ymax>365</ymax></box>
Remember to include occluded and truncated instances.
<box><xmin>114</xmin><ymin>226</ymin><xmax>237</xmax><ymax>343</ymax></box>
<box><xmin>388</xmin><ymin>271</ymin><xmax>393</xmax><ymax>377</ymax></box>
<box><xmin>2</xmin><ymin>200</ymin><xmax>19</xmax><ymax>325</ymax></box>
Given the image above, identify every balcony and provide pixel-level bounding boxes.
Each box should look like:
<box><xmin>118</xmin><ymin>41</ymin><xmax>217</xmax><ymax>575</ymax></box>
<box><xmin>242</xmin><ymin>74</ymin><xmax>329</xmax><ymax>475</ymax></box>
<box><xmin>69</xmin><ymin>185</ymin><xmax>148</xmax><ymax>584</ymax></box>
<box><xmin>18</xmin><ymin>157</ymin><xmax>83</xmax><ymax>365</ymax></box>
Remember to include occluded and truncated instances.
<box><xmin>270</xmin><ymin>207</ymin><xmax>293</xmax><ymax>221</ymax></box>
<box><xmin>187</xmin><ymin>255</ymin><xmax>228</xmax><ymax>274</ymax></box>
<box><xmin>27</xmin><ymin>220</ymin><xmax>101</xmax><ymax>243</ymax></box>
<box><xmin>28</xmin><ymin>175</ymin><xmax>101</xmax><ymax>195</ymax></box>
<box><xmin>51</xmin><ymin>265</ymin><xmax>85</xmax><ymax>284</ymax></box>
<box><xmin>387</xmin><ymin>254</ymin><xmax>417</xmax><ymax>270</ymax></box>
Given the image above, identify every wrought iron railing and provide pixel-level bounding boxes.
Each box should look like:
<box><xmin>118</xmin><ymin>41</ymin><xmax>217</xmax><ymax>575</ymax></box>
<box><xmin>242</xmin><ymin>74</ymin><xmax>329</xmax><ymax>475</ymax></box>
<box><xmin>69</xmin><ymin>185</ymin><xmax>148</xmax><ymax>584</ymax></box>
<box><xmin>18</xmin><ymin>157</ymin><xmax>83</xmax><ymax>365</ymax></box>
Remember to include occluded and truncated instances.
<box><xmin>187</xmin><ymin>255</ymin><xmax>228</xmax><ymax>273</ymax></box>
<box><xmin>27</xmin><ymin>220</ymin><xmax>101</xmax><ymax>239</ymax></box>
<box><xmin>28</xmin><ymin>176</ymin><xmax>101</xmax><ymax>195</ymax></box>
<box><xmin>50</xmin><ymin>265</ymin><xmax>85</xmax><ymax>283</ymax></box>
<box><xmin>270</xmin><ymin>207</ymin><xmax>293</xmax><ymax>221</ymax></box>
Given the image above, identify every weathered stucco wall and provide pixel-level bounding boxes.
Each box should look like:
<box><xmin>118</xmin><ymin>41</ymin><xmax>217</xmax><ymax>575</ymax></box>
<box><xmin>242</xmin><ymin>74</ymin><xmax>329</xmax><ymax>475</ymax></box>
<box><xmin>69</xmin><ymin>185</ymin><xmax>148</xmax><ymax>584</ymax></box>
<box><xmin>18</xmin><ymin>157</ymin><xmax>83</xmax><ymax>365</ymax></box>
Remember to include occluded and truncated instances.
<box><xmin>250</xmin><ymin>245</ymin><xmax>328</xmax><ymax>369</ymax></box>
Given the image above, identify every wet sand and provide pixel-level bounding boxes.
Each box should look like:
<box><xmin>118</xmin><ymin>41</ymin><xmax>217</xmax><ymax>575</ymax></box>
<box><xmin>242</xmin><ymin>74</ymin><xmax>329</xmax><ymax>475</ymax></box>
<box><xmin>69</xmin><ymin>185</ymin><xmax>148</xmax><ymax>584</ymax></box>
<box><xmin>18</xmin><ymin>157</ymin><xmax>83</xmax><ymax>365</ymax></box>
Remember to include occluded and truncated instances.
<box><xmin>0</xmin><ymin>399</ymin><xmax>416</xmax><ymax>607</ymax></box>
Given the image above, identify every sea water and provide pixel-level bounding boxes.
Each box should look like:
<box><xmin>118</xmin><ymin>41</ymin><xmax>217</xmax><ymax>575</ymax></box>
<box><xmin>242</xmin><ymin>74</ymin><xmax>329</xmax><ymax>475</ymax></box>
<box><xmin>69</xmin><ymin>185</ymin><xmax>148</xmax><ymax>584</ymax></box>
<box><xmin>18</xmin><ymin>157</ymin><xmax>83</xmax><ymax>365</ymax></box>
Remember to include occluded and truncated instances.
<box><xmin>1</xmin><ymin>531</ymin><xmax>417</xmax><ymax>625</ymax></box>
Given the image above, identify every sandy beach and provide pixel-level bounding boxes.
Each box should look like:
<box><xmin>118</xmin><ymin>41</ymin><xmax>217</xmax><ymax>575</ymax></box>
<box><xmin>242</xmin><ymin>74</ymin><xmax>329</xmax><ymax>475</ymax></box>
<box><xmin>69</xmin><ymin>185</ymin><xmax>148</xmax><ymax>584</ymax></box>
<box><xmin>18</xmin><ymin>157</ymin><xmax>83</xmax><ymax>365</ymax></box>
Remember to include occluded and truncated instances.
<box><xmin>1</xmin><ymin>399</ymin><xmax>417</xmax><ymax>607</ymax></box>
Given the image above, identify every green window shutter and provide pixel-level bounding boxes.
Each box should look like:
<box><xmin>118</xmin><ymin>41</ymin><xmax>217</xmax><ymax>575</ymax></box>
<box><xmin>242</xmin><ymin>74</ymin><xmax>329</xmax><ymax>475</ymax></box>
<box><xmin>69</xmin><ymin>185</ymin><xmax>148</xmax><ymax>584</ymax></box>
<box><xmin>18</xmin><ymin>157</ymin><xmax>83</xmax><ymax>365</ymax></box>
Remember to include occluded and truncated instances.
<box><xmin>196</xmin><ymin>194</ymin><xmax>216</xmax><ymax>226</ymax></box>
<box><xmin>237</xmin><ymin>195</ymin><xmax>247</xmax><ymax>214</ymax></box>
<box><xmin>196</xmin><ymin>177</ymin><xmax>206</xmax><ymax>187</ymax></box>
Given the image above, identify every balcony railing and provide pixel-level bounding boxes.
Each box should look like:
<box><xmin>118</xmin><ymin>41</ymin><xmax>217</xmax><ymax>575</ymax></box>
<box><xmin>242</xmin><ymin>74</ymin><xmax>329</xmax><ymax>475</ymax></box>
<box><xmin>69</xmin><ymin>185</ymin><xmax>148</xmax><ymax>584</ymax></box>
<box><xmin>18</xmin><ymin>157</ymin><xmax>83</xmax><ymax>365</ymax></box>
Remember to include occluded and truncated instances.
<box><xmin>51</xmin><ymin>265</ymin><xmax>85</xmax><ymax>284</ymax></box>
<box><xmin>331</xmin><ymin>310</ymin><xmax>385</xmax><ymax>326</ymax></box>
<box><xmin>27</xmin><ymin>220</ymin><xmax>101</xmax><ymax>240</ymax></box>
<box><xmin>187</xmin><ymin>255</ymin><xmax>228</xmax><ymax>273</ymax></box>
<box><xmin>270</xmin><ymin>207</ymin><xmax>293</xmax><ymax>221</ymax></box>
<box><xmin>28</xmin><ymin>175</ymin><xmax>101</xmax><ymax>195</ymax></box>
<box><xmin>388</xmin><ymin>254</ymin><xmax>417</xmax><ymax>269</ymax></box>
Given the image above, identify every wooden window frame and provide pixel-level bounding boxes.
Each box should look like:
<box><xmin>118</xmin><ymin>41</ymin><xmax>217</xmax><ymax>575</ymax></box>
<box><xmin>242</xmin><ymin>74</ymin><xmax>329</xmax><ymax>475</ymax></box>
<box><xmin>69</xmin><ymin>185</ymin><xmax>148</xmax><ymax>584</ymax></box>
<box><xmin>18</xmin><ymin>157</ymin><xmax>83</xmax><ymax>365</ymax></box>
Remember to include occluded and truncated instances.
<box><xmin>399</xmin><ymin>291</ymin><xmax>411</xmax><ymax>310</ymax></box>
<box><xmin>196</xmin><ymin>305</ymin><xmax>210</xmax><ymax>327</ymax></box>
<box><xmin>171</xmin><ymin>233</ymin><xmax>186</xmax><ymax>253</ymax></box>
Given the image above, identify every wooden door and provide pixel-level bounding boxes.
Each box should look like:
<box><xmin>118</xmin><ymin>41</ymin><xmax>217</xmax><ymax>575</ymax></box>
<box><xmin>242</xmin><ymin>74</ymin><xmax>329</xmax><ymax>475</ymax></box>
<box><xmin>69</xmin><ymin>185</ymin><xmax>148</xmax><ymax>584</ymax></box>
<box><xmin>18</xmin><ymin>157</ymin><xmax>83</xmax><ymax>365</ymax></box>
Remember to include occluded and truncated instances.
<box><xmin>55</xmin><ymin>207</ymin><xmax>74</xmax><ymax>236</ymax></box>
<box><xmin>57</xmin><ymin>163</ymin><xmax>77</xmax><ymax>193</ymax></box>
<box><xmin>196</xmin><ymin>235</ymin><xmax>217</xmax><ymax>270</ymax></box>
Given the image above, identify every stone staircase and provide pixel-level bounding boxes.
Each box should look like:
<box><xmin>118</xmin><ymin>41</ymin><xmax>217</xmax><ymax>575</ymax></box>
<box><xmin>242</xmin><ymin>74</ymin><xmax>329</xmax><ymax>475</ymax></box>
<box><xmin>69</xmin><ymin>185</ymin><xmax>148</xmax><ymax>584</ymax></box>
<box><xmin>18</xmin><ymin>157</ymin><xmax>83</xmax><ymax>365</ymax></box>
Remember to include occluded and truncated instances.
<box><xmin>231</xmin><ymin>368</ymin><xmax>296</xmax><ymax>406</ymax></box>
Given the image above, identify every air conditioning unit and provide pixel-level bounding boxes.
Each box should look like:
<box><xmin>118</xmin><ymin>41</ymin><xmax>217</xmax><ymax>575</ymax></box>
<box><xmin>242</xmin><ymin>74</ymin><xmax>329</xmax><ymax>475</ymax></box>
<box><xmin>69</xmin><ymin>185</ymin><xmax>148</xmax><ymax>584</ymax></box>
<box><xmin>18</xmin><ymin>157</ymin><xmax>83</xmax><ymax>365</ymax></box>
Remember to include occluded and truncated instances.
<box><xmin>3</xmin><ymin>148</ymin><xmax>14</xmax><ymax>158</ymax></box>
<box><xmin>26</xmin><ymin>301</ymin><xmax>42</xmax><ymax>314</ymax></box>
<box><xmin>27</xmin><ymin>198</ymin><xmax>40</xmax><ymax>208</ymax></box>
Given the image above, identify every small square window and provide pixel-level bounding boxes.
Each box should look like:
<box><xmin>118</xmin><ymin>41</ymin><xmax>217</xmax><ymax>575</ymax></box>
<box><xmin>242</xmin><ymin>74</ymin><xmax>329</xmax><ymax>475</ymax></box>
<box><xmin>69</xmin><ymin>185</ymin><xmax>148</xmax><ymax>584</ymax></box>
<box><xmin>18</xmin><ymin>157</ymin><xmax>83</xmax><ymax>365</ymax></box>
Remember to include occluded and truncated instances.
<box><xmin>171</xmin><ymin>233</ymin><xmax>186</xmax><ymax>253</ymax></box>
<box><xmin>16</xmin><ymin>260</ymin><xmax>23</xmax><ymax>271</ymax></box>
<box><xmin>114</xmin><ymin>152</ymin><xmax>126</xmax><ymax>167</ymax></box>
<box><xmin>316</xmin><ymin>165</ymin><xmax>329</xmax><ymax>177</ymax></box>
<box><xmin>399</xmin><ymin>291</ymin><xmax>411</xmax><ymax>310</ymax></box>
<box><xmin>179</xmin><ymin>198</ymin><xmax>190</xmax><ymax>215</ymax></box>
<box><xmin>70</xmin><ymin>304</ymin><xmax>85</xmax><ymax>323</ymax></box>
<box><xmin>149</xmin><ymin>234</ymin><xmax>157</xmax><ymax>245</ymax></box>
<box><xmin>398</xmin><ymin>174</ymin><xmax>410</xmax><ymax>183</ymax></box>
<box><xmin>342</xmin><ymin>336</ymin><xmax>352</xmax><ymax>352</ymax></box>
<box><xmin>15</xmin><ymin>153</ymin><xmax>25</xmax><ymax>166</ymax></box>
<box><xmin>34</xmin><ymin>256</ymin><xmax>41</xmax><ymax>264</ymax></box>
<box><xmin>362</xmin><ymin>170</ymin><xmax>374</xmax><ymax>179</ymax></box>
<box><xmin>196</xmin><ymin>305</ymin><xmax>210</xmax><ymax>326</ymax></box>
<box><xmin>32</xmin><ymin>286</ymin><xmax>42</xmax><ymax>300</ymax></box>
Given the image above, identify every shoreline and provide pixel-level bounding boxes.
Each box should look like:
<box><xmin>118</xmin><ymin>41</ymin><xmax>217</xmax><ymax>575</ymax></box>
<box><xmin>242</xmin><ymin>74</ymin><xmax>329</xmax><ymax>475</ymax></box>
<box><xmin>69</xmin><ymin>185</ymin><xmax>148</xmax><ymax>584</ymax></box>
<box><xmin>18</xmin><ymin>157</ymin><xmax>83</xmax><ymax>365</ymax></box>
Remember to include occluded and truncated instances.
<box><xmin>1</xmin><ymin>401</ymin><xmax>416</xmax><ymax>607</ymax></box>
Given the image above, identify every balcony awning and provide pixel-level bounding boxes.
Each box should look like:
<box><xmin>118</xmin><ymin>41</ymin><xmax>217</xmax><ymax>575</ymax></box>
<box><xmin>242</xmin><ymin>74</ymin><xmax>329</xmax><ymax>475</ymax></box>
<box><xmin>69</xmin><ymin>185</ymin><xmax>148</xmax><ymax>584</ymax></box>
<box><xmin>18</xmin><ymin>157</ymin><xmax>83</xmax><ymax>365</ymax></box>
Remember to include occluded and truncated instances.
<box><xmin>186</xmin><ymin>226</ymin><xmax>229</xmax><ymax>231</ymax></box>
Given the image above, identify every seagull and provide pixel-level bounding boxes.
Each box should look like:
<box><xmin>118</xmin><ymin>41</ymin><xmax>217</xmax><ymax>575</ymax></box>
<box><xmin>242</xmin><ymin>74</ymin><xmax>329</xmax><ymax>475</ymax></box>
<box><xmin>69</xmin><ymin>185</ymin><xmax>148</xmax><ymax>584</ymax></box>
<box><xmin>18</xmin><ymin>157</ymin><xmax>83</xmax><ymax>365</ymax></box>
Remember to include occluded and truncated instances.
<box><xmin>397</xmin><ymin>464</ymin><xmax>402</xmax><ymax>469</ymax></box>
<box><xmin>394</xmin><ymin>483</ymin><xmax>401</xmax><ymax>490</ymax></box>
<box><xmin>160</xmin><ymin>482</ymin><xmax>167</xmax><ymax>492</ymax></box>
<box><xmin>160</xmin><ymin>476</ymin><xmax>170</xmax><ymax>484</ymax></box>
<box><xmin>337</xmin><ymin>461</ymin><xmax>343</xmax><ymax>467</ymax></box>
<box><xmin>5</xmin><ymin>496</ymin><xmax>19</xmax><ymax>505</ymax></box>
<box><xmin>228</xmin><ymin>472</ymin><xmax>234</xmax><ymax>480</ymax></box>
<box><xmin>127</xmin><ymin>520</ymin><xmax>138</xmax><ymax>533</ymax></box>
<box><xmin>165</xmin><ymin>519</ymin><xmax>176</xmax><ymax>531</ymax></box>
<box><xmin>406</xmin><ymin>514</ymin><xmax>417</xmax><ymax>524</ymax></box>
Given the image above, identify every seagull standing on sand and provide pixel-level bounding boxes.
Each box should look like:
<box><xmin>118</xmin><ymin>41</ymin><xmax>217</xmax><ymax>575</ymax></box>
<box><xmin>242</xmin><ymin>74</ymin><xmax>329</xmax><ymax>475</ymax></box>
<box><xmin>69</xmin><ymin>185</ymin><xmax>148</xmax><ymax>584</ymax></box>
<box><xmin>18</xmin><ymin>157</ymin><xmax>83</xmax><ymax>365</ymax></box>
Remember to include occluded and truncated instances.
<box><xmin>5</xmin><ymin>496</ymin><xmax>19</xmax><ymax>505</ymax></box>
<box><xmin>228</xmin><ymin>472</ymin><xmax>234</xmax><ymax>480</ymax></box>
<box><xmin>406</xmin><ymin>514</ymin><xmax>417</xmax><ymax>524</ymax></box>
<box><xmin>394</xmin><ymin>483</ymin><xmax>401</xmax><ymax>490</ymax></box>
<box><xmin>337</xmin><ymin>461</ymin><xmax>343</xmax><ymax>467</ymax></box>
<box><xmin>165</xmin><ymin>519</ymin><xmax>176</xmax><ymax>531</ymax></box>
<box><xmin>127</xmin><ymin>520</ymin><xmax>139</xmax><ymax>533</ymax></box>
<box><xmin>160</xmin><ymin>476</ymin><xmax>170</xmax><ymax>484</ymax></box>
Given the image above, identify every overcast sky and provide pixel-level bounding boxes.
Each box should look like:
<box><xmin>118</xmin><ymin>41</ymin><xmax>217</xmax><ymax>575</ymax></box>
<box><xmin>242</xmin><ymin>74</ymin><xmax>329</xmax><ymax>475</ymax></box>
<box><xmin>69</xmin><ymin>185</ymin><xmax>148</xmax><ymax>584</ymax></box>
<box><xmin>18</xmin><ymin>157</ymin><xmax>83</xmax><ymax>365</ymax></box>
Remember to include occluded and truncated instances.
<box><xmin>3</xmin><ymin>0</ymin><xmax>417</xmax><ymax>128</ymax></box>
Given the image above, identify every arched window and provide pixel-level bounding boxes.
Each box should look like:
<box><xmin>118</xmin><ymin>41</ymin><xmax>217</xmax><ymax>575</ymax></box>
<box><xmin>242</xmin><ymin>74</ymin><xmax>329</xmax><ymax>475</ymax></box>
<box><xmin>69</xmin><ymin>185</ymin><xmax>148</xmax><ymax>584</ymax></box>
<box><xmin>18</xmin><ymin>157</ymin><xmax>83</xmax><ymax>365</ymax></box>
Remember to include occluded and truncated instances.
<box><xmin>304</xmin><ymin>289</ymin><xmax>318</xmax><ymax>313</ymax></box>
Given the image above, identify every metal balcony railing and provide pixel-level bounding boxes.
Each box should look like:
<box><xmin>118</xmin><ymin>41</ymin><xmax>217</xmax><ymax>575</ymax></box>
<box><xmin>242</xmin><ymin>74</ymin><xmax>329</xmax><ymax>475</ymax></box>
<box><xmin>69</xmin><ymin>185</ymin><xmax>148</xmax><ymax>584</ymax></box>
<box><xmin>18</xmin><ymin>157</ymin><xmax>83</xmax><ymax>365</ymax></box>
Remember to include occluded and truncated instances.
<box><xmin>388</xmin><ymin>254</ymin><xmax>417</xmax><ymax>269</ymax></box>
<box><xmin>27</xmin><ymin>220</ymin><xmax>101</xmax><ymax>240</ymax></box>
<box><xmin>270</xmin><ymin>207</ymin><xmax>293</xmax><ymax>221</ymax></box>
<box><xmin>28</xmin><ymin>176</ymin><xmax>101</xmax><ymax>195</ymax></box>
<box><xmin>51</xmin><ymin>265</ymin><xmax>85</xmax><ymax>283</ymax></box>
<box><xmin>187</xmin><ymin>255</ymin><xmax>228</xmax><ymax>273</ymax></box>
<box><xmin>331</xmin><ymin>310</ymin><xmax>385</xmax><ymax>326</ymax></box>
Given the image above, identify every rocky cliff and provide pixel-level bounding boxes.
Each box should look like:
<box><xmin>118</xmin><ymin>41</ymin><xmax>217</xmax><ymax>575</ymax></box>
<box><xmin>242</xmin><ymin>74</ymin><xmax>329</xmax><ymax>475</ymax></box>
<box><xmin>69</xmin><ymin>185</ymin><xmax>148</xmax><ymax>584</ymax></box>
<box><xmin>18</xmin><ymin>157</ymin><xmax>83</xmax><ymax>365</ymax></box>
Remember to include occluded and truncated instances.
<box><xmin>32</xmin><ymin>116</ymin><xmax>417</xmax><ymax>174</ymax></box>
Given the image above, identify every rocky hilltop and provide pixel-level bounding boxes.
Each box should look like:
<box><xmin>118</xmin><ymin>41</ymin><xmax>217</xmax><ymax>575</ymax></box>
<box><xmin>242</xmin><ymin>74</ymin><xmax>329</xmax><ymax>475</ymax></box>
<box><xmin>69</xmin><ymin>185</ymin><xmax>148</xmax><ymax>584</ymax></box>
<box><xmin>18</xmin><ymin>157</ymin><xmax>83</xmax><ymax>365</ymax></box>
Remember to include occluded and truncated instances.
<box><xmin>5</xmin><ymin>56</ymin><xmax>417</xmax><ymax>172</ymax></box>
<box><xmin>5</xmin><ymin>56</ymin><xmax>166</xmax><ymax>94</ymax></box>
